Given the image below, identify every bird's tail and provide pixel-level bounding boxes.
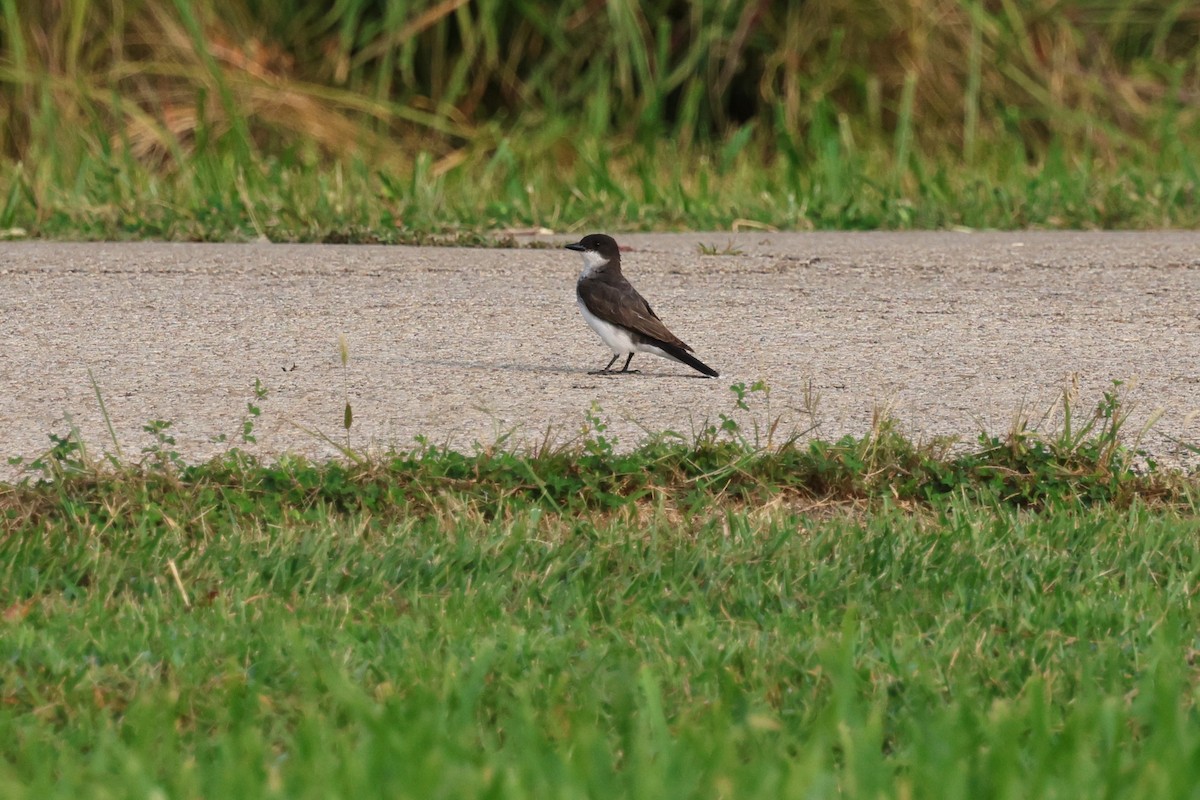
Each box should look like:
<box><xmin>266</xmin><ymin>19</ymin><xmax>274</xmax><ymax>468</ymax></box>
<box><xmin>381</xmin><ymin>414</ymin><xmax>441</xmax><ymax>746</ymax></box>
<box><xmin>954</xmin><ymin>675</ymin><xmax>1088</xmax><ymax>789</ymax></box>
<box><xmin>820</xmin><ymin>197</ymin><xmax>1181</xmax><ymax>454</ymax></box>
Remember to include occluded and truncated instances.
<box><xmin>659</xmin><ymin>342</ymin><xmax>719</xmax><ymax>378</ymax></box>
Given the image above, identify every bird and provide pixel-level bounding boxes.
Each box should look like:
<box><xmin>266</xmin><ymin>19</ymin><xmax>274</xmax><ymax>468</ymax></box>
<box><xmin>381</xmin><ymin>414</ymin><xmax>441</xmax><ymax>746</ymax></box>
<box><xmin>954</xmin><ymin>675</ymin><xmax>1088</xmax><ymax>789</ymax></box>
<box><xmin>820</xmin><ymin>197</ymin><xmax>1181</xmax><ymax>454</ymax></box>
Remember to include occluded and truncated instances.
<box><xmin>565</xmin><ymin>233</ymin><xmax>719</xmax><ymax>378</ymax></box>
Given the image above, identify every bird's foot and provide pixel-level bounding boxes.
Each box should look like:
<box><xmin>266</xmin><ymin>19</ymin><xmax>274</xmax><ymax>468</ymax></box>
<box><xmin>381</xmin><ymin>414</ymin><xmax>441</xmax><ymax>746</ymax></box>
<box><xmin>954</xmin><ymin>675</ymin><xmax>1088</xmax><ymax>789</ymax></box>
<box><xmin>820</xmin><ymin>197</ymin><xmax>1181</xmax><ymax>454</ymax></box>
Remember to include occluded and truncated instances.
<box><xmin>588</xmin><ymin>368</ymin><xmax>641</xmax><ymax>375</ymax></box>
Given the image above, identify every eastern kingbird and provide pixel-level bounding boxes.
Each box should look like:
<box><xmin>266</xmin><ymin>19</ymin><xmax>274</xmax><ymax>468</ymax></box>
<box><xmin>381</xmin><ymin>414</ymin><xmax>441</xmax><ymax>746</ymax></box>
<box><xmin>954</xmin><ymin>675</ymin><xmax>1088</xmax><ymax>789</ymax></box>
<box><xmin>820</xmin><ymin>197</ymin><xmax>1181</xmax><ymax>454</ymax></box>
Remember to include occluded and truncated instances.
<box><xmin>565</xmin><ymin>234</ymin><xmax>719</xmax><ymax>378</ymax></box>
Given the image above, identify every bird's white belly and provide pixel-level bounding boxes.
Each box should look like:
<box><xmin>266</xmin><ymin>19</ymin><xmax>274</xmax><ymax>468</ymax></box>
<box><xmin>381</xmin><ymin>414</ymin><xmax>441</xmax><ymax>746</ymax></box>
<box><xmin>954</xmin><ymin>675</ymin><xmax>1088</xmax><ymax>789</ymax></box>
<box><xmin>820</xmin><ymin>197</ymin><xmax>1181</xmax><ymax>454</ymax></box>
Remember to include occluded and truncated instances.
<box><xmin>578</xmin><ymin>298</ymin><xmax>636</xmax><ymax>355</ymax></box>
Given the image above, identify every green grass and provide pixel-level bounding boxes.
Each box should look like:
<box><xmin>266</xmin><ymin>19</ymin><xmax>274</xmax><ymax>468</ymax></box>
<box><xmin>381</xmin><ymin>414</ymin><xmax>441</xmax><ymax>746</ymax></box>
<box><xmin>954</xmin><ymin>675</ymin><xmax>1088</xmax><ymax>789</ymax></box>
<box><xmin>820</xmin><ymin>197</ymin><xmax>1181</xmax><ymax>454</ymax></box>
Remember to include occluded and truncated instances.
<box><xmin>4</xmin><ymin>498</ymin><xmax>1199</xmax><ymax>798</ymax></box>
<box><xmin>1</xmin><ymin>122</ymin><xmax>1196</xmax><ymax>242</ymax></box>
<box><xmin>2</xmin><ymin>0</ymin><xmax>1199</xmax><ymax>239</ymax></box>
<box><xmin>3</xmin><ymin>388</ymin><xmax>1199</xmax><ymax>798</ymax></box>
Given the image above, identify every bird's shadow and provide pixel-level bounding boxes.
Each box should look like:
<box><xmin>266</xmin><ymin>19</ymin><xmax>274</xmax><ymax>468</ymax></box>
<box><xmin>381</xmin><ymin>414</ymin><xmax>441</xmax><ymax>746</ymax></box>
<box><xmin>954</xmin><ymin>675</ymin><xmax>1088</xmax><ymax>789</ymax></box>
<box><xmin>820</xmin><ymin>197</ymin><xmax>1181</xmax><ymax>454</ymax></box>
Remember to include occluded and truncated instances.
<box><xmin>410</xmin><ymin>358</ymin><xmax>713</xmax><ymax>378</ymax></box>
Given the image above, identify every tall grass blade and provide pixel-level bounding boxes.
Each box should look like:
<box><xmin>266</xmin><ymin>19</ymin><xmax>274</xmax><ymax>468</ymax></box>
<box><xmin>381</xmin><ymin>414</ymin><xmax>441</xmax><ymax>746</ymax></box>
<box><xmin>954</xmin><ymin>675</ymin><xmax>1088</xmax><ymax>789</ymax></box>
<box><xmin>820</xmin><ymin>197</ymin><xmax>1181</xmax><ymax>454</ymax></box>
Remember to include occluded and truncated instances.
<box><xmin>87</xmin><ymin>367</ymin><xmax>123</xmax><ymax>461</ymax></box>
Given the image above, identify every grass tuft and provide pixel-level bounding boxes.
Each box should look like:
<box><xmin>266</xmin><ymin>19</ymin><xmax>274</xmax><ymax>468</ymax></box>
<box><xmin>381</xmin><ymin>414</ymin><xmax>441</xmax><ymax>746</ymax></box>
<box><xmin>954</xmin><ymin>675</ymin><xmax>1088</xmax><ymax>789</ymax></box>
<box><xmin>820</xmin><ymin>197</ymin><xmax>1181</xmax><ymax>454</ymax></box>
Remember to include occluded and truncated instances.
<box><xmin>5</xmin><ymin>381</ymin><xmax>1195</xmax><ymax>535</ymax></box>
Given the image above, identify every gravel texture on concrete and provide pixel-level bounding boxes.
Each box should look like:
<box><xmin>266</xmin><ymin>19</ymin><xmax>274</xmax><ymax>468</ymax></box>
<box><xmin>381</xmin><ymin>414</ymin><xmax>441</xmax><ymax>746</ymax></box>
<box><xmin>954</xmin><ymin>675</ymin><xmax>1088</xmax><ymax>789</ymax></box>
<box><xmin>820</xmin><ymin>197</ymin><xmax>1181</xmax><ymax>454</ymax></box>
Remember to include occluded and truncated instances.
<box><xmin>1</xmin><ymin>232</ymin><xmax>1198</xmax><ymax>474</ymax></box>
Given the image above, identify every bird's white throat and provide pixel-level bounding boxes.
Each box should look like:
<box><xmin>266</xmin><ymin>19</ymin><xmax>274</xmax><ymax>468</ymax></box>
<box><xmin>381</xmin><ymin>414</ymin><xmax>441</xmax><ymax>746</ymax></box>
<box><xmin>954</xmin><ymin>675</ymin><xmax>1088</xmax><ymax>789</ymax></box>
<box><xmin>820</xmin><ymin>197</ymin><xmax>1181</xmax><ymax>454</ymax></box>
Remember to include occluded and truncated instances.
<box><xmin>576</xmin><ymin>249</ymin><xmax>610</xmax><ymax>279</ymax></box>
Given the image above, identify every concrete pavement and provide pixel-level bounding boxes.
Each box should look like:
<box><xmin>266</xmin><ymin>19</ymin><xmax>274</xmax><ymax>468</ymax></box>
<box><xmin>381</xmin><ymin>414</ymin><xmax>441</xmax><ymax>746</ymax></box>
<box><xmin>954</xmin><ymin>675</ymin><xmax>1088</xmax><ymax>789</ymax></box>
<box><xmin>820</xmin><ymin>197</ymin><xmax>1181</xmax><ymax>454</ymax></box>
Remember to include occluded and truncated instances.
<box><xmin>2</xmin><ymin>232</ymin><xmax>1197</xmax><ymax>474</ymax></box>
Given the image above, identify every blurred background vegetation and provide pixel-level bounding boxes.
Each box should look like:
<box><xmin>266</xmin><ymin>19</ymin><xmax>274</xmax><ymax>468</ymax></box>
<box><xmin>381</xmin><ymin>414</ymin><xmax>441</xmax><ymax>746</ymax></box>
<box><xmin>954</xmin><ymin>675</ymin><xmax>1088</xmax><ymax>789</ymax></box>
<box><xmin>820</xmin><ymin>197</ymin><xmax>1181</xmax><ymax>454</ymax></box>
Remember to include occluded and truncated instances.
<box><xmin>1</xmin><ymin>0</ymin><xmax>1198</xmax><ymax>240</ymax></box>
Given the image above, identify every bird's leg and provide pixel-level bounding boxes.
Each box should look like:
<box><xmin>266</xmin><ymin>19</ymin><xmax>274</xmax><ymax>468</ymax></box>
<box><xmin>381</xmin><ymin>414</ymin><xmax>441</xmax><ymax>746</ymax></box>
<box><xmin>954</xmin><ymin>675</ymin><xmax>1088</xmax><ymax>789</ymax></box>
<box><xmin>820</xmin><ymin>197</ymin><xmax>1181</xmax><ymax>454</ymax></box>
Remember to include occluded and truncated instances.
<box><xmin>588</xmin><ymin>354</ymin><xmax>621</xmax><ymax>375</ymax></box>
<box><xmin>618</xmin><ymin>353</ymin><xmax>640</xmax><ymax>374</ymax></box>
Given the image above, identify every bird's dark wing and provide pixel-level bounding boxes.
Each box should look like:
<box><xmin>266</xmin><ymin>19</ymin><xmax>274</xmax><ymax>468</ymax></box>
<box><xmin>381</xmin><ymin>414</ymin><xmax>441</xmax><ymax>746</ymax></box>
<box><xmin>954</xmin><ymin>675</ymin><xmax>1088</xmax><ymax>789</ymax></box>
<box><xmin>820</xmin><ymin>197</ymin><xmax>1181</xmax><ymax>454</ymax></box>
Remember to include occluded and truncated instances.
<box><xmin>578</xmin><ymin>276</ymin><xmax>693</xmax><ymax>352</ymax></box>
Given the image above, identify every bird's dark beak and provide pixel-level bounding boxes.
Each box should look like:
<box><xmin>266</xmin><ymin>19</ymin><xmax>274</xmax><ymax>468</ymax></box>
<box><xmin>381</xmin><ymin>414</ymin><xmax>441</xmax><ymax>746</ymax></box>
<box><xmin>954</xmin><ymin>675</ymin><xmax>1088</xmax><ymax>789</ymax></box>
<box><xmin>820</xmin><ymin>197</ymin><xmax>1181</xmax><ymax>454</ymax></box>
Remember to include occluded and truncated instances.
<box><xmin>564</xmin><ymin>242</ymin><xmax>586</xmax><ymax>251</ymax></box>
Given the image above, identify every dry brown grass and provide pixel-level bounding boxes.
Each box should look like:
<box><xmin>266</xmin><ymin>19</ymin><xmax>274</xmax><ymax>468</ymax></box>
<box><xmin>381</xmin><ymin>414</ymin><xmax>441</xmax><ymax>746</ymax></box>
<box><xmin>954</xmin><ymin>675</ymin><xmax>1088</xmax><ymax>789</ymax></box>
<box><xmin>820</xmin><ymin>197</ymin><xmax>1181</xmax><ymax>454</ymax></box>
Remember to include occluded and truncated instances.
<box><xmin>3</xmin><ymin>0</ymin><xmax>1198</xmax><ymax>168</ymax></box>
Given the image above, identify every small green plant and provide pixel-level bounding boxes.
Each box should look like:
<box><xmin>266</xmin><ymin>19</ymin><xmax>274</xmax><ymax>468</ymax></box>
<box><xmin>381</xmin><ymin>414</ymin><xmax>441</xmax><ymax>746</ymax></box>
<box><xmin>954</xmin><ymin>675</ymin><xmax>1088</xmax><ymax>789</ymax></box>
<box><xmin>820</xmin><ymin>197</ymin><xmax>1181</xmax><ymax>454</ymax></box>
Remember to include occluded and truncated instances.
<box><xmin>212</xmin><ymin>378</ymin><xmax>269</xmax><ymax>448</ymax></box>
<box><xmin>581</xmin><ymin>401</ymin><xmax>615</xmax><ymax>459</ymax></box>
<box><xmin>714</xmin><ymin>379</ymin><xmax>780</xmax><ymax>448</ymax></box>
<box><xmin>141</xmin><ymin>419</ymin><xmax>185</xmax><ymax>471</ymax></box>
<box><xmin>714</xmin><ymin>380</ymin><xmax>751</xmax><ymax>440</ymax></box>
<box><xmin>243</xmin><ymin>378</ymin><xmax>268</xmax><ymax>444</ymax></box>
<box><xmin>24</xmin><ymin>427</ymin><xmax>90</xmax><ymax>481</ymax></box>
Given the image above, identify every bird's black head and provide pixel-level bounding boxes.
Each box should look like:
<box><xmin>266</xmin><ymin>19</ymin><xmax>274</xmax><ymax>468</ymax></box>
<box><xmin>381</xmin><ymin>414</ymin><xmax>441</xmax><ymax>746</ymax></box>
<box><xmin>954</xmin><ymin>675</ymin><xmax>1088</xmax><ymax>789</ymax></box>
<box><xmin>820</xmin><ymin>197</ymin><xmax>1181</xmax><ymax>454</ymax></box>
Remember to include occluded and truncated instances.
<box><xmin>565</xmin><ymin>233</ymin><xmax>620</xmax><ymax>261</ymax></box>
